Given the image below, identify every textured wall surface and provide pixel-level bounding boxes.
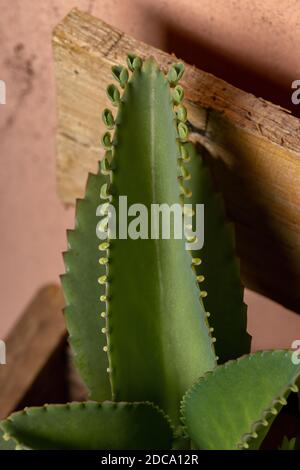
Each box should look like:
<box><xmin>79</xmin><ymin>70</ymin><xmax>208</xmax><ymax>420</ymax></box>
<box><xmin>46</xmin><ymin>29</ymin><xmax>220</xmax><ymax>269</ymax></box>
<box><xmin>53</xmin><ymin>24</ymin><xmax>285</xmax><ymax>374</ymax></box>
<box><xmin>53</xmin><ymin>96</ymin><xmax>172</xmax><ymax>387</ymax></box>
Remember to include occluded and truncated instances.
<box><xmin>0</xmin><ymin>0</ymin><xmax>299</xmax><ymax>348</ymax></box>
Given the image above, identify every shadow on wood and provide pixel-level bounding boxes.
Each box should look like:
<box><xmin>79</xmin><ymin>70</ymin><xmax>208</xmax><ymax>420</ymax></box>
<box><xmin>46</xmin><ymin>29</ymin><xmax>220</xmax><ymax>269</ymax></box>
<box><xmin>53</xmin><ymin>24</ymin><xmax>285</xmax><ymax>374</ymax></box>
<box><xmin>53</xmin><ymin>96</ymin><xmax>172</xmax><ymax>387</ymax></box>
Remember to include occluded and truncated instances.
<box><xmin>0</xmin><ymin>285</ymin><xmax>67</xmax><ymax>419</ymax></box>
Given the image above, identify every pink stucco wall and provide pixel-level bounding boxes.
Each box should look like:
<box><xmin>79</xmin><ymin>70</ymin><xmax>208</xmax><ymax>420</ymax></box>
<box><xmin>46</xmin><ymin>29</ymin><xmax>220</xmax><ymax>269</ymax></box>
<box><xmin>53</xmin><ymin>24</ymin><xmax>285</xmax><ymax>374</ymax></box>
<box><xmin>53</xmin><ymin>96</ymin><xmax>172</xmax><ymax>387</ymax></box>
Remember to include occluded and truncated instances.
<box><xmin>0</xmin><ymin>0</ymin><xmax>299</xmax><ymax>348</ymax></box>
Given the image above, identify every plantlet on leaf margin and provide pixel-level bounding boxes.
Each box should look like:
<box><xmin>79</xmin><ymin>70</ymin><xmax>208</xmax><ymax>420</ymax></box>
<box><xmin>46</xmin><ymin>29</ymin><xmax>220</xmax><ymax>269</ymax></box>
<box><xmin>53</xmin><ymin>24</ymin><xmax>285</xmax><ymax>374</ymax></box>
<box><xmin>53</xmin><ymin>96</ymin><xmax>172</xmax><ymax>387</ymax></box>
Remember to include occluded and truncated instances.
<box><xmin>0</xmin><ymin>56</ymin><xmax>299</xmax><ymax>450</ymax></box>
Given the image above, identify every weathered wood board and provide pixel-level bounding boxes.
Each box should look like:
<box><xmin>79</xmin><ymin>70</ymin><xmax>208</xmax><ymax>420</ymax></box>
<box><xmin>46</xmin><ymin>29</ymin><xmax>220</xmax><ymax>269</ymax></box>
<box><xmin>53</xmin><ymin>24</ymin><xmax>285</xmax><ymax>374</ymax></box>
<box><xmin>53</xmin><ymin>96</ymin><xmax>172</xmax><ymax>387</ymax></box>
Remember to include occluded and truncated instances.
<box><xmin>0</xmin><ymin>285</ymin><xmax>66</xmax><ymax>419</ymax></box>
<box><xmin>53</xmin><ymin>8</ymin><xmax>300</xmax><ymax>313</ymax></box>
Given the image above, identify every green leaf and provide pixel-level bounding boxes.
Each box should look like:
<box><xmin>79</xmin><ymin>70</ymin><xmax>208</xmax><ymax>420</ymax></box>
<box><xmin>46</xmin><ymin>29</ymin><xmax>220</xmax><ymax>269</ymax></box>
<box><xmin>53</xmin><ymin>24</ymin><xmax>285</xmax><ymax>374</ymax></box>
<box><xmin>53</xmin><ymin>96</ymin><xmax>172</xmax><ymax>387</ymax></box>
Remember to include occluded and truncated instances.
<box><xmin>279</xmin><ymin>436</ymin><xmax>299</xmax><ymax>450</ymax></box>
<box><xmin>184</xmin><ymin>143</ymin><xmax>251</xmax><ymax>362</ymax></box>
<box><xmin>107</xmin><ymin>84</ymin><xmax>120</xmax><ymax>106</ymax></box>
<box><xmin>167</xmin><ymin>63</ymin><xmax>185</xmax><ymax>85</ymax></box>
<box><xmin>1</xmin><ymin>402</ymin><xmax>173</xmax><ymax>450</ymax></box>
<box><xmin>62</xmin><ymin>171</ymin><xmax>112</xmax><ymax>401</ymax></box>
<box><xmin>102</xmin><ymin>108</ymin><xmax>115</xmax><ymax>129</ymax></box>
<box><xmin>111</xmin><ymin>65</ymin><xmax>129</xmax><ymax>89</ymax></box>
<box><xmin>127</xmin><ymin>54</ymin><xmax>142</xmax><ymax>72</ymax></box>
<box><xmin>181</xmin><ymin>350</ymin><xmax>300</xmax><ymax>450</ymax></box>
<box><xmin>0</xmin><ymin>427</ymin><xmax>15</xmax><ymax>450</ymax></box>
<box><xmin>103</xmin><ymin>58</ymin><xmax>216</xmax><ymax>426</ymax></box>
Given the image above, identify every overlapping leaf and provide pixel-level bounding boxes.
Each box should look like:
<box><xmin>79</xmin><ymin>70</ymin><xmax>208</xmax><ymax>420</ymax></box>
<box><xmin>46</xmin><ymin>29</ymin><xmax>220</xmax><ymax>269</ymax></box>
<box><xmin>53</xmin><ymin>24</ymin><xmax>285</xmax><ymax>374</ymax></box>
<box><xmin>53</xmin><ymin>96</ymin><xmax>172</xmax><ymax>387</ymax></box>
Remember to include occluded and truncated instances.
<box><xmin>62</xmin><ymin>170</ymin><xmax>111</xmax><ymax>401</ymax></box>
<box><xmin>1</xmin><ymin>401</ymin><xmax>173</xmax><ymax>450</ymax></box>
<box><xmin>184</xmin><ymin>142</ymin><xmax>250</xmax><ymax>362</ymax></box>
<box><xmin>182</xmin><ymin>350</ymin><xmax>300</xmax><ymax>449</ymax></box>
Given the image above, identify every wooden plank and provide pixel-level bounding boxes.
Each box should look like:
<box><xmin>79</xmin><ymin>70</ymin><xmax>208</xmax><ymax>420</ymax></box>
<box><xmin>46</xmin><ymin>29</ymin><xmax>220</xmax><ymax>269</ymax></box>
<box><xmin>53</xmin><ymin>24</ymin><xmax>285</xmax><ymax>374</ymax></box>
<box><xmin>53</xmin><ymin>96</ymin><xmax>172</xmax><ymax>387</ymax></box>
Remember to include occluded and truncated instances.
<box><xmin>0</xmin><ymin>285</ymin><xmax>67</xmax><ymax>419</ymax></box>
<box><xmin>16</xmin><ymin>339</ymin><xmax>68</xmax><ymax>413</ymax></box>
<box><xmin>52</xmin><ymin>8</ymin><xmax>300</xmax><ymax>313</ymax></box>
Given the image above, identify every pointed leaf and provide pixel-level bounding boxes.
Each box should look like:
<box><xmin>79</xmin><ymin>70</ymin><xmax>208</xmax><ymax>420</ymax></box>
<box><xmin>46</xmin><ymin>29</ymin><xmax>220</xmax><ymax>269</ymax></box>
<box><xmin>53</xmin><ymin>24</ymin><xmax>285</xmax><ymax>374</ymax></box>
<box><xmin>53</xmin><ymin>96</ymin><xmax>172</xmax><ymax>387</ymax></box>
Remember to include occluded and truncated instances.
<box><xmin>103</xmin><ymin>58</ymin><xmax>216</xmax><ymax>425</ymax></box>
<box><xmin>182</xmin><ymin>350</ymin><xmax>300</xmax><ymax>449</ymax></box>
<box><xmin>184</xmin><ymin>143</ymin><xmax>251</xmax><ymax>362</ymax></box>
<box><xmin>1</xmin><ymin>402</ymin><xmax>173</xmax><ymax>450</ymax></box>
<box><xmin>62</xmin><ymin>171</ymin><xmax>111</xmax><ymax>401</ymax></box>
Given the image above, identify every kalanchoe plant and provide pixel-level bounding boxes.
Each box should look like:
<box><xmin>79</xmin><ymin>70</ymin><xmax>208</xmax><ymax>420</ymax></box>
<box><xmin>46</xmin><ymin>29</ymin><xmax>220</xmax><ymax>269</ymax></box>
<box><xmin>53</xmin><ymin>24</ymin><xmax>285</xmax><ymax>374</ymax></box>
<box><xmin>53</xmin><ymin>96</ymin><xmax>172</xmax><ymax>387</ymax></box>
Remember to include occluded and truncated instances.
<box><xmin>1</xmin><ymin>56</ymin><xmax>299</xmax><ymax>450</ymax></box>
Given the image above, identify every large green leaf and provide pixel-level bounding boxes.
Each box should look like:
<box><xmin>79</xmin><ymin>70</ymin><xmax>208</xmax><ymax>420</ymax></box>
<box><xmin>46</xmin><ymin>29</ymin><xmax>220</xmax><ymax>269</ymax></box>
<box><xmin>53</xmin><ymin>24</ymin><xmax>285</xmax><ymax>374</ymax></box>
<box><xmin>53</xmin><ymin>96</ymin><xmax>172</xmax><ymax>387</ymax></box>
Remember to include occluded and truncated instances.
<box><xmin>101</xmin><ymin>58</ymin><xmax>216</xmax><ymax>425</ymax></box>
<box><xmin>184</xmin><ymin>142</ymin><xmax>251</xmax><ymax>362</ymax></box>
<box><xmin>1</xmin><ymin>401</ymin><xmax>173</xmax><ymax>450</ymax></box>
<box><xmin>62</xmin><ymin>170</ymin><xmax>111</xmax><ymax>401</ymax></box>
<box><xmin>181</xmin><ymin>350</ymin><xmax>300</xmax><ymax>449</ymax></box>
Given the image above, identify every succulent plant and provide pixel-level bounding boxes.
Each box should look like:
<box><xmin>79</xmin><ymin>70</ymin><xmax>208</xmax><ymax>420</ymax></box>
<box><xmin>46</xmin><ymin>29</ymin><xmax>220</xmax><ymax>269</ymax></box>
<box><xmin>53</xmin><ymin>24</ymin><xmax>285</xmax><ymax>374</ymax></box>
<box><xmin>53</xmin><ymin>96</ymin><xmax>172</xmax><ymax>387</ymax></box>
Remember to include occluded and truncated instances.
<box><xmin>0</xmin><ymin>56</ymin><xmax>299</xmax><ymax>450</ymax></box>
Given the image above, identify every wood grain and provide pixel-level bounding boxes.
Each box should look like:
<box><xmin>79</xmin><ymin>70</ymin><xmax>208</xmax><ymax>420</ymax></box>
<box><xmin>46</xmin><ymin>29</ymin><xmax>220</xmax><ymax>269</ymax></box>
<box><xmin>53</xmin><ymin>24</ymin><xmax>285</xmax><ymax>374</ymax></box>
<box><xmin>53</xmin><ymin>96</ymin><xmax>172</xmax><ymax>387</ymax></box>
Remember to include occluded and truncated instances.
<box><xmin>0</xmin><ymin>285</ymin><xmax>66</xmax><ymax>419</ymax></box>
<box><xmin>53</xmin><ymin>8</ymin><xmax>300</xmax><ymax>312</ymax></box>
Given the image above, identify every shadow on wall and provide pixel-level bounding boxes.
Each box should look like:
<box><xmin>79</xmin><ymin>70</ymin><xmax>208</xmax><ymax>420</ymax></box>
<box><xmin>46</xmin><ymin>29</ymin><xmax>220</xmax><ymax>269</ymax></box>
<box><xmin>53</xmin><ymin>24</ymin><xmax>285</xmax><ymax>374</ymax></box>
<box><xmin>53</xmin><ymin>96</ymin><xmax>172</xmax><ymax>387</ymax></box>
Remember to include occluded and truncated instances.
<box><xmin>153</xmin><ymin>17</ymin><xmax>298</xmax><ymax>116</ymax></box>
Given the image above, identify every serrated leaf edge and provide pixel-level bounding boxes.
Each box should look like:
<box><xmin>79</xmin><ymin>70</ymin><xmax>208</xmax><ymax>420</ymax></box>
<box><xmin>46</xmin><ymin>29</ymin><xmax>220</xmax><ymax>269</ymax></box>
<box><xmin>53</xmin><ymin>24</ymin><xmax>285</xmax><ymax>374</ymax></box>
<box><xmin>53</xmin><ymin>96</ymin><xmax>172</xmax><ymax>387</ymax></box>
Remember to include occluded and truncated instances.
<box><xmin>180</xmin><ymin>350</ymin><xmax>300</xmax><ymax>449</ymax></box>
<box><xmin>1</xmin><ymin>400</ymin><xmax>175</xmax><ymax>449</ymax></box>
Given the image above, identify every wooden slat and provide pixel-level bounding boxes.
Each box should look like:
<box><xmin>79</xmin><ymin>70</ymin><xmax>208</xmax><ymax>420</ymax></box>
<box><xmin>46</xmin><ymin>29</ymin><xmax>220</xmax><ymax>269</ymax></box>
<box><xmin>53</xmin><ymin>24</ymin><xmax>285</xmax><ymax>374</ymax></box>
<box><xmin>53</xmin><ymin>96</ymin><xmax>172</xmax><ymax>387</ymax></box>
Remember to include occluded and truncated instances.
<box><xmin>52</xmin><ymin>8</ymin><xmax>300</xmax><ymax>313</ymax></box>
<box><xmin>0</xmin><ymin>285</ymin><xmax>67</xmax><ymax>419</ymax></box>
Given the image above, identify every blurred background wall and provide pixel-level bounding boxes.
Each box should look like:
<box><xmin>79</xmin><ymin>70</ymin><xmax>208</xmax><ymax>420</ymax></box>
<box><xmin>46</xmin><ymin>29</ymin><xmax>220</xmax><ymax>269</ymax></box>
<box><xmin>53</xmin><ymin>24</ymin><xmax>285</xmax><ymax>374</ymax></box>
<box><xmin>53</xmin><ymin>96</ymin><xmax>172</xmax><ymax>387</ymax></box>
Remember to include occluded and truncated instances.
<box><xmin>0</xmin><ymin>0</ymin><xmax>300</xmax><ymax>348</ymax></box>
